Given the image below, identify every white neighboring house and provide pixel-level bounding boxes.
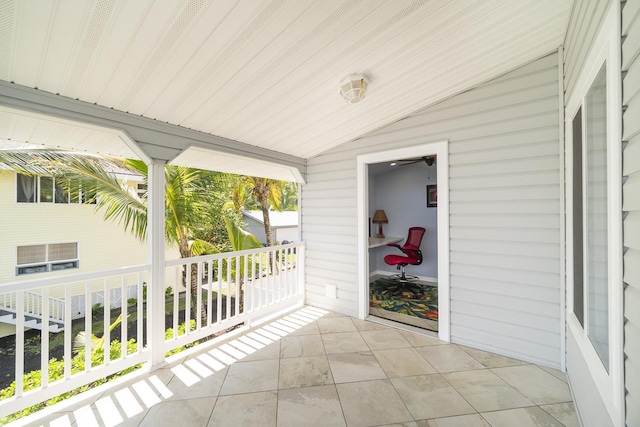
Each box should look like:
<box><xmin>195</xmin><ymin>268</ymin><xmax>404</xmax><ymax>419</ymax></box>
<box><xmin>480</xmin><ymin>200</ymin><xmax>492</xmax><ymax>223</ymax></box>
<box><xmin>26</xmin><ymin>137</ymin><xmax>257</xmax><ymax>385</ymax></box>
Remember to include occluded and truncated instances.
<box><xmin>242</xmin><ymin>210</ymin><xmax>299</xmax><ymax>245</ymax></box>
<box><xmin>0</xmin><ymin>163</ymin><xmax>180</xmax><ymax>337</ymax></box>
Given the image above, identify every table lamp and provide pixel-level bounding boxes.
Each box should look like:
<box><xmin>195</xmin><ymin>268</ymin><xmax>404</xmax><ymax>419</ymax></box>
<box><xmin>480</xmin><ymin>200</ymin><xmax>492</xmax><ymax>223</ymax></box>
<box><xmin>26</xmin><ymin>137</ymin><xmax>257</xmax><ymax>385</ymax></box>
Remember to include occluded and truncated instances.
<box><xmin>372</xmin><ymin>210</ymin><xmax>388</xmax><ymax>238</ymax></box>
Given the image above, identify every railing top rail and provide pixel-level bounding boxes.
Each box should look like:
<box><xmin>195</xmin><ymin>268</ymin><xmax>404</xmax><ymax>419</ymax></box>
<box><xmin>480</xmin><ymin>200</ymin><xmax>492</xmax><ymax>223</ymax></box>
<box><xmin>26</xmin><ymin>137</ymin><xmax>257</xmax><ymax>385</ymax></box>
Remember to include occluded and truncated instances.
<box><xmin>0</xmin><ymin>264</ymin><xmax>151</xmax><ymax>293</ymax></box>
<box><xmin>164</xmin><ymin>241</ymin><xmax>305</xmax><ymax>267</ymax></box>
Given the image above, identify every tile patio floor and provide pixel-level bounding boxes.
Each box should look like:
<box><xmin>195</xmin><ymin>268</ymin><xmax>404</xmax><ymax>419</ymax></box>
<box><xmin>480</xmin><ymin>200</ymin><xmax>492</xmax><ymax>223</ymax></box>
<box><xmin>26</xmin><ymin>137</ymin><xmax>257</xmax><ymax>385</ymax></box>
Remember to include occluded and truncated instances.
<box><xmin>22</xmin><ymin>306</ymin><xmax>579</xmax><ymax>427</ymax></box>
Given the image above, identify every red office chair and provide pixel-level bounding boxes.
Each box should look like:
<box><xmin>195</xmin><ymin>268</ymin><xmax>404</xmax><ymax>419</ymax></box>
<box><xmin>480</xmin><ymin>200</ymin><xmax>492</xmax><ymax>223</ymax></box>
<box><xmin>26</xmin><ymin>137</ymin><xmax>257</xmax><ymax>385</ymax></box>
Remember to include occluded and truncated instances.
<box><xmin>384</xmin><ymin>227</ymin><xmax>426</xmax><ymax>282</ymax></box>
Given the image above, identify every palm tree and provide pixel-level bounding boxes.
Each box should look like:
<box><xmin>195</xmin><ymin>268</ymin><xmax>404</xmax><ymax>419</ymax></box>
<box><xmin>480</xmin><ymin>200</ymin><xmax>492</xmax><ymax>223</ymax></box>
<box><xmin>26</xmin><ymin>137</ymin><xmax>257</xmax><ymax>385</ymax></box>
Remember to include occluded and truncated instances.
<box><xmin>223</xmin><ymin>217</ymin><xmax>263</xmax><ymax>312</ymax></box>
<box><xmin>0</xmin><ymin>148</ymin><xmax>218</xmax><ymax>324</ymax></box>
<box><xmin>230</xmin><ymin>176</ymin><xmax>287</xmax><ymax>247</ymax></box>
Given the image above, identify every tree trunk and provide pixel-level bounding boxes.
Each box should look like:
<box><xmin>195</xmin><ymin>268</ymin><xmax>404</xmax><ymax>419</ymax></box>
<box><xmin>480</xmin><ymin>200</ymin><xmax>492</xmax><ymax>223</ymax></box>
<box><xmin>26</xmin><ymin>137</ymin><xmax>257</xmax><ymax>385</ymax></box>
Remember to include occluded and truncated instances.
<box><xmin>260</xmin><ymin>204</ymin><xmax>273</xmax><ymax>247</ymax></box>
<box><xmin>179</xmin><ymin>238</ymin><xmax>207</xmax><ymax>329</ymax></box>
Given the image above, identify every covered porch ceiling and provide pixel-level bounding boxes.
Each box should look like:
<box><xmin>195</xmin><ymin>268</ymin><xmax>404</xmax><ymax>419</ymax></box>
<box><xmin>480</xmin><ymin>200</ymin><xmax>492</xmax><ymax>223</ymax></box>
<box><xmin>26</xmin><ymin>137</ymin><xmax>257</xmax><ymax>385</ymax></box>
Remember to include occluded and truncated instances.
<box><xmin>0</xmin><ymin>0</ymin><xmax>572</xmax><ymax>176</ymax></box>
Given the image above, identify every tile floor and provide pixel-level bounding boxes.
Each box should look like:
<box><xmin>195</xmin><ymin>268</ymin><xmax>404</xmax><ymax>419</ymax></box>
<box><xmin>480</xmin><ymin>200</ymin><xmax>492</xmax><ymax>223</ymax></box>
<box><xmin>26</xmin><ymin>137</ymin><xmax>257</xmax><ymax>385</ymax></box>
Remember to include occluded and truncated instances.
<box><xmin>22</xmin><ymin>306</ymin><xmax>579</xmax><ymax>427</ymax></box>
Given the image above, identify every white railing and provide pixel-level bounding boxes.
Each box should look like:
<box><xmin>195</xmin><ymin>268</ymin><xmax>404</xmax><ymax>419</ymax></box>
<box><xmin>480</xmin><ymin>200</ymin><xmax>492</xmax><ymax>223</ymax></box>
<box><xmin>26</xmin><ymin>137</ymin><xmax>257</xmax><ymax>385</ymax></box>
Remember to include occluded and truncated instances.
<box><xmin>0</xmin><ymin>265</ymin><xmax>151</xmax><ymax>418</ymax></box>
<box><xmin>163</xmin><ymin>242</ymin><xmax>305</xmax><ymax>353</ymax></box>
<box><xmin>0</xmin><ymin>291</ymin><xmax>65</xmax><ymax>324</ymax></box>
<box><xmin>0</xmin><ymin>242</ymin><xmax>305</xmax><ymax>419</ymax></box>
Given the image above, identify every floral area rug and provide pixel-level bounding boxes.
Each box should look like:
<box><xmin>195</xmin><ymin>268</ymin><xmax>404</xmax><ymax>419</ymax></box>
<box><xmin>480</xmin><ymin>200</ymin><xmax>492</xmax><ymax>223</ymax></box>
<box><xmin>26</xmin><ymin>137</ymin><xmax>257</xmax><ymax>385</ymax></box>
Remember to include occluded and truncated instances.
<box><xmin>369</xmin><ymin>277</ymin><xmax>438</xmax><ymax>322</ymax></box>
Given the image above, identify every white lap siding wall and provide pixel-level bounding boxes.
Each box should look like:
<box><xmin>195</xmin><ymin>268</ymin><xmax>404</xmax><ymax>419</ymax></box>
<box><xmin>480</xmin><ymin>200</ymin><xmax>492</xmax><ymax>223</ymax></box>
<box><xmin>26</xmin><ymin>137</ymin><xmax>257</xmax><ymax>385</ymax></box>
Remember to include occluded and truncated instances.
<box><xmin>622</xmin><ymin>0</ymin><xmax>640</xmax><ymax>425</ymax></box>
<box><xmin>302</xmin><ymin>52</ymin><xmax>563</xmax><ymax>368</ymax></box>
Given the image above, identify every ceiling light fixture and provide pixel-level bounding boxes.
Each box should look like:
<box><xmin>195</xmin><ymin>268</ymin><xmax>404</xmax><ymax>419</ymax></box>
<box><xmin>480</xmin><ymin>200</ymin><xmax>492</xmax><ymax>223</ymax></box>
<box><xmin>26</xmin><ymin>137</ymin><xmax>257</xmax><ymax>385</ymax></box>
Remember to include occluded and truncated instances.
<box><xmin>339</xmin><ymin>74</ymin><xmax>369</xmax><ymax>103</ymax></box>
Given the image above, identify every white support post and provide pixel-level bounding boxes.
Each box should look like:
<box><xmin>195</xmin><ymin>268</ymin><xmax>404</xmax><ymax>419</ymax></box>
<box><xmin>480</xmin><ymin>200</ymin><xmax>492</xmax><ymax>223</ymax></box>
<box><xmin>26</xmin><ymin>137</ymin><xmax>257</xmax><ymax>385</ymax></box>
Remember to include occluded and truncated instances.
<box><xmin>148</xmin><ymin>162</ymin><xmax>166</xmax><ymax>367</ymax></box>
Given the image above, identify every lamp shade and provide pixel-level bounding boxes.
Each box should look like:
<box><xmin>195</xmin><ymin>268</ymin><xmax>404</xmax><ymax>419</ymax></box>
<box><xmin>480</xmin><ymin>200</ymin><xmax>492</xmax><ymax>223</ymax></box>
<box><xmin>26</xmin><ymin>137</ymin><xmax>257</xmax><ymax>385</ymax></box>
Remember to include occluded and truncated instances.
<box><xmin>339</xmin><ymin>74</ymin><xmax>369</xmax><ymax>103</ymax></box>
<box><xmin>372</xmin><ymin>210</ymin><xmax>388</xmax><ymax>223</ymax></box>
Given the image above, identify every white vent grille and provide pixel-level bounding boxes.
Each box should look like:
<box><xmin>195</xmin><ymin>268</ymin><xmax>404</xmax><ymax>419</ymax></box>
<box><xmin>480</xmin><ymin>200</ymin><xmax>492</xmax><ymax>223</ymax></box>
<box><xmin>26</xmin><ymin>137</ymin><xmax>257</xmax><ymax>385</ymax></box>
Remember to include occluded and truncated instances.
<box><xmin>0</xmin><ymin>0</ymin><xmax>14</xmax><ymax>79</ymax></box>
<box><xmin>170</xmin><ymin>0</ymin><xmax>287</xmax><ymax>121</ymax></box>
<box><xmin>120</xmin><ymin>0</ymin><xmax>207</xmax><ymax>109</ymax></box>
<box><xmin>64</xmin><ymin>0</ymin><xmax>116</xmax><ymax>96</ymax></box>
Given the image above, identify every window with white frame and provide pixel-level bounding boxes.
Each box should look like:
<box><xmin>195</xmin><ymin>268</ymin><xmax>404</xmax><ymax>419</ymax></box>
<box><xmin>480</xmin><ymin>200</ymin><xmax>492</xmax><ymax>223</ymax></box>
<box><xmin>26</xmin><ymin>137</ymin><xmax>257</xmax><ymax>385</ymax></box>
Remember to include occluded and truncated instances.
<box><xmin>565</xmin><ymin>3</ymin><xmax>623</xmax><ymax>423</ymax></box>
<box><xmin>16</xmin><ymin>174</ymin><xmax>96</xmax><ymax>204</ymax></box>
<box><xmin>572</xmin><ymin>64</ymin><xmax>610</xmax><ymax>370</ymax></box>
<box><xmin>16</xmin><ymin>243</ymin><xmax>79</xmax><ymax>276</ymax></box>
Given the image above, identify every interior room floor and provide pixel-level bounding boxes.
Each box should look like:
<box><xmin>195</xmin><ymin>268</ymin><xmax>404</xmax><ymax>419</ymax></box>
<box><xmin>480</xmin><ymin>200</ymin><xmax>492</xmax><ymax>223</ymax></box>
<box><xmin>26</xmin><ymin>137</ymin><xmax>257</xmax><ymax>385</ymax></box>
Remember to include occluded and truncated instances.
<box><xmin>370</xmin><ymin>275</ymin><xmax>438</xmax><ymax>331</ymax></box>
<box><xmin>24</xmin><ymin>306</ymin><xmax>579</xmax><ymax>427</ymax></box>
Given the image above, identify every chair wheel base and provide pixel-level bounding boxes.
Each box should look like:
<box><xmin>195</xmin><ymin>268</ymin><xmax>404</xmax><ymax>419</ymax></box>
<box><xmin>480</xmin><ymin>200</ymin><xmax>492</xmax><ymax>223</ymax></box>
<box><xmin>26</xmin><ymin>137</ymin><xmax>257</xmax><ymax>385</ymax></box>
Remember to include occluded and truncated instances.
<box><xmin>389</xmin><ymin>273</ymin><xmax>419</xmax><ymax>282</ymax></box>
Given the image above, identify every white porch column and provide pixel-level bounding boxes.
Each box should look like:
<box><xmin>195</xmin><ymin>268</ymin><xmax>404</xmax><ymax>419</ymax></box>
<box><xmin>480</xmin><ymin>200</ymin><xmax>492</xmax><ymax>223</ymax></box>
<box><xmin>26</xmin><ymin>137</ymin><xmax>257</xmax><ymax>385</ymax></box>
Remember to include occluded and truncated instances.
<box><xmin>148</xmin><ymin>162</ymin><xmax>166</xmax><ymax>367</ymax></box>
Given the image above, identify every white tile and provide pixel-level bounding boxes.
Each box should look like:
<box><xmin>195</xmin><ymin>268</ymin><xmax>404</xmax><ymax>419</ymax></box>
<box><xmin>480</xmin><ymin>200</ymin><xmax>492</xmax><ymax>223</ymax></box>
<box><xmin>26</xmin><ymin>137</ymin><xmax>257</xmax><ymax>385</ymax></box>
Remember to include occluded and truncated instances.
<box><xmin>336</xmin><ymin>379</ymin><xmax>413</xmax><ymax>427</ymax></box>
<box><xmin>351</xmin><ymin>317</ymin><xmax>389</xmax><ymax>331</ymax></box>
<box><xmin>480</xmin><ymin>407</ymin><xmax>564</xmax><ymax>427</ymax></box>
<box><xmin>277</xmin><ymin>385</ymin><xmax>346</xmax><ymax>427</ymax></box>
<box><xmin>373</xmin><ymin>347</ymin><xmax>437</xmax><ymax>377</ymax></box>
<box><xmin>138</xmin><ymin>397</ymin><xmax>215</xmax><ymax>426</ymax></box>
<box><xmin>209</xmin><ymin>391</ymin><xmax>277</xmax><ymax>426</ymax></box>
<box><xmin>317</xmin><ymin>317</ymin><xmax>357</xmax><ymax>333</ymax></box>
<box><xmin>421</xmin><ymin>414</ymin><xmax>491</xmax><ymax>427</ymax></box>
<box><xmin>416</xmin><ymin>345</ymin><xmax>485</xmax><ymax>372</ymax></box>
<box><xmin>399</xmin><ymin>330</ymin><xmax>445</xmax><ymax>347</ymax></box>
<box><xmin>280</xmin><ymin>335</ymin><xmax>325</xmax><ymax>358</ymax></box>
<box><xmin>457</xmin><ymin>346</ymin><xmax>528</xmax><ymax>369</ymax></box>
<box><xmin>540</xmin><ymin>402</ymin><xmax>580</xmax><ymax>427</ymax></box>
<box><xmin>321</xmin><ymin>332</ymin><xmax>370</xmax><ymax>354</ymax></box>
<box><xmin>443</xmin><ymin>369</ymin><xmax>534</xmax><ymax>412</ymax></box>
<box><xmin>328</xmin><ymin>351</ymin><xmax>387</xmax><ymax>383</ymax></box>
<box><xmin>360</xmin><ymin>329</ymin><xmax>412</xmax><ymax>350</ymax></box>
<box><xmin>491</xmin><ymin>365</ymin><xmax>572</xmax><ymax>405</ymax></box>
<box><xmin>279</xmin><ymin>355</ymin><xmax>333</xmax><ymax>389</ymax></box>
<box><xmin>219</xmin><ymin>359</ymin><xmax>279</xmax><ymax>395</ymax></box>
<box><xmin>539</xmin><ymin>365</ymin><xmax>568</xmax><ymax>383</ymax></box>
<box><xmin>163</xmin><ymin>365</ymin><xmax>227</xmax><ymax>400</ymax></box>
<box><xmin>286</xmin><ymin>320</ymin><xmax>321</xmax><ymax>336</ymax></box>
<box><xmin>391</xmin><ymin>374</ymin><xmax>475</xmax><ymax>420</ymax></box>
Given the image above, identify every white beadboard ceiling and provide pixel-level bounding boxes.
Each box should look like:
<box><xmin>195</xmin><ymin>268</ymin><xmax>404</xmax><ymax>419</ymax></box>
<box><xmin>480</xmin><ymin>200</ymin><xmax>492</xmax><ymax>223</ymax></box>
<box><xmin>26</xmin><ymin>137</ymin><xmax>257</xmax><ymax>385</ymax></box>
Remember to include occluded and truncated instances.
<box><xmin>0</xmin><ymin>0</ymin><xmax>572</xmax><ymax>162</ymax></box>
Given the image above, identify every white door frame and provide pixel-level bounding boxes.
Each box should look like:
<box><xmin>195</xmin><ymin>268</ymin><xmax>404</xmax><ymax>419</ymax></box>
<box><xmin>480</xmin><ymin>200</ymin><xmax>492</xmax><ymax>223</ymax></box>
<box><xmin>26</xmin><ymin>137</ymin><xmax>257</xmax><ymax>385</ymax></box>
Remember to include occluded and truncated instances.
<box><xmin>356</xmin><ymin>140</ymin><xmax>450</xmax><ymax>341</ymax></box>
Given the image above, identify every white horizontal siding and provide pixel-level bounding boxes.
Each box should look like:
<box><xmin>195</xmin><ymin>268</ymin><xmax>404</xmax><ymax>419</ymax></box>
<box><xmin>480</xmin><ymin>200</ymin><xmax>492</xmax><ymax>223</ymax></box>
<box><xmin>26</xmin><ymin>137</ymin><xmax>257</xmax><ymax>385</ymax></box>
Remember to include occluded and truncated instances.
<box><xmin>302</xmin><ymin>52</ymin><xmax>562</xmax><ymax>367</ymax></box>
<box><xmin>623</xmin><ymin>0</ymin><xmax>640</xmax><ymax>424</ymax></box>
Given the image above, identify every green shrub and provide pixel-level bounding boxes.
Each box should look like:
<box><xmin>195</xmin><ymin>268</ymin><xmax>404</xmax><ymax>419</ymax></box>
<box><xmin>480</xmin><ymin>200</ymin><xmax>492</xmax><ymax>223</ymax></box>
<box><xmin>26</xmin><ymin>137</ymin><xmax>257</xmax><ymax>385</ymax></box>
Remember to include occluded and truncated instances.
<box><xmin>0</xmin><ymin>338</ymin><xmax>139</xmax><ymax>424</ymax></box>
<box><xmin>91</xmin><ymin>303</ymin><xmax>104</xmax><ymax>317</ymax></box>
<box><xmin>0</xmin><ymin>319</ymin><xmax>200</xmax><ymax>424</ymax></box>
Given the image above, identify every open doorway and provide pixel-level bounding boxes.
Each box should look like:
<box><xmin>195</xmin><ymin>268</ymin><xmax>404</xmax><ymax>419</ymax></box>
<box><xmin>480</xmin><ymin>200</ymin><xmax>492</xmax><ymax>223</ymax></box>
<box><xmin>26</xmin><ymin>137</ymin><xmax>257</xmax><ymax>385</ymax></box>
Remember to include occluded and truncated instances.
<box><xmin>356</xmin><ymin>141</ymin><xmax>450</xmax><ymax>341</ymax></box>
<box><xmin>368</xmin><ymin>156</ymin><xmax>438</xmax><ymax>331</ymax></box>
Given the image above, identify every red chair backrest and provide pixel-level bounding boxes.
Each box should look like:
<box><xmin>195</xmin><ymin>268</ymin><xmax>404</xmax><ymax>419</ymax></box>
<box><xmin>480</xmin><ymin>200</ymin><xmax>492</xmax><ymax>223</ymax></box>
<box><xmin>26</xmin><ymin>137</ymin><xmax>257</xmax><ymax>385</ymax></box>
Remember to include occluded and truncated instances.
<box><xmin>403</xmin><ymin>227</ymin><xmax>425</xmax><ymax>251</ymax></box>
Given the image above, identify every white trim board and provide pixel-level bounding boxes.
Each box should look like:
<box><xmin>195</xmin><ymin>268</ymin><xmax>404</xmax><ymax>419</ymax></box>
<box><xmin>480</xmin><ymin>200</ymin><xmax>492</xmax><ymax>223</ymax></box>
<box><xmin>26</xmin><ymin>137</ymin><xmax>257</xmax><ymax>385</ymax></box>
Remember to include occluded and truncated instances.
<box><xmin>357</xmin><ymin>140</ymin><xmax>450</xmax><ymax>342</ymax></box>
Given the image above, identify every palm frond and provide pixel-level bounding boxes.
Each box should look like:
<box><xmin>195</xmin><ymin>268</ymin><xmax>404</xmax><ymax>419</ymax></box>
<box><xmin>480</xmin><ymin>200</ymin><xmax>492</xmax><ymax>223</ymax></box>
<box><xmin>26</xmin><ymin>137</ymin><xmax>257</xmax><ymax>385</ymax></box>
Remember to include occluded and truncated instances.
<box><xmin>0</xmin><ymin>148</ymin><xmax>148</xmax><ymax>240</ymax></box>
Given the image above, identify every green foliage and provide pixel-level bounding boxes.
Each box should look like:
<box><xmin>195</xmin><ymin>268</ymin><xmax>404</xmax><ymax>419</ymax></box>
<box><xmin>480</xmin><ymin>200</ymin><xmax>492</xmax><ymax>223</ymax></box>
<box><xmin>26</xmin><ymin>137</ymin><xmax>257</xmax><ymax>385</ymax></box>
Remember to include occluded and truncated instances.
<box><xmin>91</xmin><ymin>303</ymin><xmax>104</xmax><ymax>317</ymax></box>
<box><xmin>165</xmin><ymin>286</ymin><xmax>173</xmax><ymax>299</ymax></box>
<box><xmin>0</xmin><ymin>338</ymin><xmax>139</xmax><ymax>424</ymax></box>
<box><xmin>0</xmin><ymin>317</ymin><xmax>199</xmax><ymax>424</ymax></box>
<box><xmin>127</xmin><ymin>297</ymin><xmax>137</xmax><ymax>306</ymax></box>
<box><xmin>164</xmin><ymin>320</ymin><xmax>198</xmax><ymax>357</ymax></box>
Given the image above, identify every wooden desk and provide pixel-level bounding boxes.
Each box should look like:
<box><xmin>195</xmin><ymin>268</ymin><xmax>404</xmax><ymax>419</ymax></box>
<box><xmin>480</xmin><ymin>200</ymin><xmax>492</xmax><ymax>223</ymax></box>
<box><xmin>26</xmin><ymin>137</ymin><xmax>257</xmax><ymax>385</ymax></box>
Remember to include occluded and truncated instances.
<box><xmin>368</xmin><ymin>236</ymin><xmax>403</xmax><ymax>249</ymax></box>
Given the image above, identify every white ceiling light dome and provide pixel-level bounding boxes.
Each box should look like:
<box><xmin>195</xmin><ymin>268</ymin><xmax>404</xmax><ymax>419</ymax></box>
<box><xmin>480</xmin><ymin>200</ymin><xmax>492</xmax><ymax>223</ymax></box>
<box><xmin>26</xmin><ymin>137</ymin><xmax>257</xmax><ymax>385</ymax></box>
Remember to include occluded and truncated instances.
<box><xmin>339</xmin><ymin>74</ymin><xmax>369</xmax><ymax>103</ymax></box>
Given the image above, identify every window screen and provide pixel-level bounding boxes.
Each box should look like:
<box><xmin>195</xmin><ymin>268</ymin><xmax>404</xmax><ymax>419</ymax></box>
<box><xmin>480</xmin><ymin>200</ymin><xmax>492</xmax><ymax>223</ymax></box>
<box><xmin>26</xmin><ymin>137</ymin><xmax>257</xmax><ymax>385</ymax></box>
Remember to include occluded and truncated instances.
<box><xmin>48</xmin><ymin>243</ymin><xmax>78</xmax><ymax>261</ymax></box>
<box><xmin>17</xmin><ymin>245</ymin><xmax>47</xmax><ymax>265</ymax></box>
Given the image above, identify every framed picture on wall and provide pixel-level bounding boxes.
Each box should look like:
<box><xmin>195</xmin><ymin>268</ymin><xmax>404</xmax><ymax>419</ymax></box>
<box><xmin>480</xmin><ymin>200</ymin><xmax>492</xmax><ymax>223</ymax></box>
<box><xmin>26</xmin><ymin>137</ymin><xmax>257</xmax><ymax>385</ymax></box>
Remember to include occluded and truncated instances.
<box><xmin>426</xmin><ymin>185</ymin><xmax>437</xmax><ymax>208</ymax></box>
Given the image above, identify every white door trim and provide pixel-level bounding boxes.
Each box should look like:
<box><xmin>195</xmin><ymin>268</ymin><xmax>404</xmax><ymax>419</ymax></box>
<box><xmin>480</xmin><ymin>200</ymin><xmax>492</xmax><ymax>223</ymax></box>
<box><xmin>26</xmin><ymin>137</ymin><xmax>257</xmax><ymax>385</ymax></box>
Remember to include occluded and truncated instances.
<box><xmin>356</xmin><ymin>140</ymin><xmax>450</xmax><ymax>341</ymax></box>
